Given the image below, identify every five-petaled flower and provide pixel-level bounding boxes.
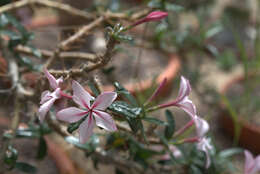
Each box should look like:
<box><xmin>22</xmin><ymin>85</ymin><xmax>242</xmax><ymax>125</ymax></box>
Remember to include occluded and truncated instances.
<box><xmin>131</xmin><ymin>11</ymin><xmax>168</xmax><ymax>27</ymax></box>
<box><xmin>57</xmin><ymin>80</ymin><xmax>117</xmax><ymax>144</ymax></box>
<box><xmin>244</xmin><ymin>150</ymin><xmax>260</xmax><ymax>174</ymax></box>
<box><xmin>158</xmin><ymin>76</ymin><xmax>196</xmax><ymax>117</ymax></box>
<box><xmin>38</xmin><ymin>69</ymin><xmax>71</xmax><ymax>122</ymax></box>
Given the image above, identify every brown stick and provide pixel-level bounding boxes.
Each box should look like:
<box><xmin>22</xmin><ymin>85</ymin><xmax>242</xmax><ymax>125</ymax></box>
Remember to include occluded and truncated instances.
<box><xmin>15</xmin><ymin>45</ymin><xmax>99</xmax><ymax>63</ymax></box>
<box><xmin>0</xmin><ymin>0</ymin><xmax>95</xmax><ymax>20</ymax></box>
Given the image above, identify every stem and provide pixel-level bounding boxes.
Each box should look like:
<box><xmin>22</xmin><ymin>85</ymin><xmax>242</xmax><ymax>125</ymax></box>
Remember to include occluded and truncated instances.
<box><xmin>60</xmin><ymin>91</ymin><xmax>72</xmax><ymax>99</ymax></box>
<box><xmin>174</xmin><ymin>119</ymin><xmax>194</xmax><ymax>138</ymax></box>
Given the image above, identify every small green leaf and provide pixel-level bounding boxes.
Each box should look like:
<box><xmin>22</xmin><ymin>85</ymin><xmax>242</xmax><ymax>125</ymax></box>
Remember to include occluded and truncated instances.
<box><xmin>114</xmin><ymin>82</ymin><xmax>138</xmax><ymax>106</ymax></box>
<box><xmin>65</xmin><ymin>135</ymin><xmax>99</xmax><ymax>151</ymax></box>
<box><xmin>102</xmin><ymin>66</ymin><xmax>115</xmax><ymax>75</ymax></box>
<box><xmin>156</xmin><ymin>132</ymin><xmax>168</xmax><ymax>147</ymax></box>
<box><xmin>87</xmin><ymin>81</ymin><xmax>100</xmax><ymax>96</ymax></box>
<box><xmin>28</xmin><ymin>46</ymin><xmax>42</xmax><ymax>58</ymax></box>
<box><xmin>127</xmin><ymin>118</ymin><xmax>142</xmax><ymax>133</ymax></box>
<box><xmin>15</xmin><ymin>162</ymin><xmax>37</xmax><ymax>173</ymax></box>
<box><xmin>164</xmin><ymin>110</ymin><xmax>175</xmax><ymax>139</ymax></box>
<box><xmin>37</xmin><ymin>137</ymin><xmax>47</xmax><ymax>159</ymax></box>
<box><xmin>4</xmin><ymin>145</ymin><xmax>18</xmax><ymax>168</ymax></box>
<box><xmin>189</xmin><ymin>165</ymin><xmax>203</xmax><ymax>174</ymax></box>
<box><xmin>143</xmin><ymin>117</ymin><xmax>166</xmax><ymax>125</ymax></box>
<box><xmin>67</xmin><ymin>116</ymin><xmax>86</xmax><ymax>134</ymax></box>
<box><xmin>0</xmin><ymin>14</ymin><xmax>9</xmax><ymax>27</ymax></box>
<box><xmin>108</xmin><ymin>101</ymin><xmax>142</xmax><ymax>118</ymax></box>
<box><xmin>218</xmin><ymin>148</ymin><xmax>243</xmax><ymax>159</ymax></box>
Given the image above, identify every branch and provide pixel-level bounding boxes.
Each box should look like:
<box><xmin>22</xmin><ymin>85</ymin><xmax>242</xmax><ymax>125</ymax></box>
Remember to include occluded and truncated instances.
<box><xmin>15</xmin><ymin>45</ymin><xmax>99</xmax><ymax>63</ymax></box>
<box><xmin>0</xmin><ymin>0</ymin><xmax>95</xmax><ymax>20</ymax></box>
<box><xmin>59</xmin><ymin>16</ymin><xmax>105</xmax><ymax>50</ymax></box>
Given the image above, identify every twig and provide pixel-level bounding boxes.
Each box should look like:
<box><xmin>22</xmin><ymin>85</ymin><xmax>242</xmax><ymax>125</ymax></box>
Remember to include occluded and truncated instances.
<box><xmin>48</xmin><ymin>35</ymin><xmax>117</xmax><ymax>77</ymax></box>
<box><xmin>59</xmin><ymin>16</ymin><xmax>104</xmax><ymax>50</ymax></box>
<box><xmin>15</xmin><ymin>45</ymin><xmax>99</xmax><ymax>62</ymax></box>
<box><xmin>0</xmin><ymin>0</ymin><xmax>95</xmax><ymax>20</ymax></box>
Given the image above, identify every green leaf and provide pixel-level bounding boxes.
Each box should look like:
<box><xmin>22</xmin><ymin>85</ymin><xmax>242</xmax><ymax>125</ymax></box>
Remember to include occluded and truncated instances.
<box><xmin>156</xmin><ymin>132</ymin><xmax>168</xmax><ymax>147</ymax></box>
<box><xmin>116</xmin><ymin>34</ymin><xmax>133</xmax><ymax>42</ymax></box>
<box><xmin>28</xmin><ymin>46</ymin><xmax>42</xmax><ymax>58</ymax></box>
<box><xmin>143</xmin><ymin>117</ymin><xmax>166</xmax><ymax>125</ymax></box>
<box><xmin>37</xmin><ymin>137</ymin><xmax>47</xmax><ymax>159</ymax></box>
<box><xmin>67</xmin><ymin>116</ymin><xmax>86</xmax><ymax>134</ymax></box>
<box><xmin>102</xmin><ymin>66</ymin><xmax>115</xmax><ymax>75</ymax></box>
<box><xmin>87</xmin><ymin>81</ymin><xmax>100</xmax><ymax>96</ymax></box>
<box><xmin>127</xmin><ymin>118</ymin><xmax>142</xmax><ymax>133</ymax></box>
<box><xmin>114</xmin><ymin>82</ymin><xmax>138</xmax><ymax>106</ymax></box>
<box><xmin>189</xmin><ymin>165</ymin><xmax>203</xmax><ymax>174</ymax></box>
<box><xmin>0</xmin><ymin>14</ymin><xmax>9</xmax><ymax>27</ymax></box>
<box><xmin>218</xmin><ymin>148</ymin><xmax>243</xmax><ymax>159</ymax></box>
<box><xmin>15</xmin><ymin>162</ymin><xmax>37</xmax><ymax>173</ymax></box>
<box><xmin>4</xmin><ymin>145</ymin><xmax>18</xmax><ymax>169</ymax></box>
<box><xmin>108</xmin><ymin>101</ymin><xmax>142</xmax><ymax>118</ymax></box>
<box><xmin>164</xmin><ymin>110</ymin><xmax>175</xmax><ymax>139</ymax></box>
<box><xmin>65</xmin><ymin>135</ymin><xmax>99</xmax><ymax>151</ymax></box>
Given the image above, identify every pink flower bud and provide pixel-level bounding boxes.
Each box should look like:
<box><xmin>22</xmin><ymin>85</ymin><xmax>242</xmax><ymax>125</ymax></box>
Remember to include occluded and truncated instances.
<box><xmin>132</xmin><ymin>11</ymin><xmax>168</xmax><ymax>27</ymax></box>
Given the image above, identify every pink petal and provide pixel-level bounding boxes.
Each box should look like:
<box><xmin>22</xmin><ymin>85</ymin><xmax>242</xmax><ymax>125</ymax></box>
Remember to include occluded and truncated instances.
<box><xmin>245</xmin><ymin>150</ymin><xmax>254</xmax><ymax>174</ymax></box>
<box><xmin>56</xmin><ymin>107</ymin><xmax>88</xmax><ymax>123</ymax></box>
<box><xmin>72</xmin><ymin>80</ymin><xmax>93</xmax><ymax>109</ymax></box>
<box><xmin>176</xmin><ymin>97</ymin><xmax>196</xmax><ymax>117</ymax></box>
<box><xmin>197</xmin><ymin>138</ymin><xmax>213</xmax><ymax>168</ymax></box>
<box><xmin>145</xmin><ymin>78</ymin><xmax>167</xmax><ymax>105</ymax></box>
<box><xmin>44</xmin><ymin>69</ymin><xmax>59</xmax><ymax>89</ymax></box>
<box><xmin>92</xmin><ymin>92</ymin><xmax>117</xmax><ymax>110</ymax></box>
<box><xmin>244</xmin><ymin>150</ymin><xmax>260</xmax><ymax>174</ymax></box>
<box><xmin>146</xmin><ymin>11</ymin><xmax>168</xmax><ymax>21</ymax></box>
<box><xmin>132</xmin><ymin>11</ymin><xmax>168</xmax><ymax>27</ymax></box>
<box><xmin>38</xmin><ymin>97</ymin><xmax>56</xmax><ymax>122</ymax></box>
<box><xmin>93</xmin><ymin>110</ymin><xmax>117</xmax><ymax>131</ymax></box>
<box><xmin>40</xmin><ymin>90</ymin><xmax>51</xmax><ymax>104</ymax></box>
<box><xmin>56</xmin><ymin>77</ymin><xmax>63</xmax><ymax>87</ymax></box>
<box><xmin>79</xmin><ymin>115</ymin><xmax>94</xmax><ymax>144</ymax></box>
<box><xmin>176</xmin><ymin>76</ymin><xmax>191</xmax><ymax>102</ymax></box>
<box><xmin>194</xmin><ymin>116</ymin><xmax>209</xmax><ymax>138</ymax></box>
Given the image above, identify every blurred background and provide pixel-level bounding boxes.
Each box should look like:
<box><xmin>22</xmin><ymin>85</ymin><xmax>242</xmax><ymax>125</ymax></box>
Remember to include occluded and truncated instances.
<box><xmin>0</xmin><ymin>0</ymin><xmax>260</xmax><ymax>173</ymax></box>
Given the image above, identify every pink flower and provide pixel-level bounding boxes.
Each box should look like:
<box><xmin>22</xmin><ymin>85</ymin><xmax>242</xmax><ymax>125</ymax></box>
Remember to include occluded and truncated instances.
<box><xmin>196</xmin><ymin>137</ymin><xmax>213</xmax><ymax>168</ymax></box>
<box><xmin>161</xmin><ymin>145</ymin><xmax>182</xmax><ymax>160</ymax></box>
<box><xmin>57</xmin><ymin>81</ymin><xmax>117</xmax><ymax>144</ymax></box>
<box><xmin>132</xmin><ymin>11</ymin><xmax>168</xmax><ymax>27</ymax></box>
<box><xmin>158</xmin><ymin>76</ymin><xmax>196</xmax><ymax>117</ymax></box>
<box><xmin>38</xmin><ymin>69</ymin><xmax>66</xmax><ymax>122</ymax></box>
<box><xmin>244</xmin><ymin>150</ymin><xmax>260</xmax><ymax>174</ymax></box>
<box><xmin>194</xmin><ymin>116</ymin><xmax>209</xmax><ymax>138</ymax></box>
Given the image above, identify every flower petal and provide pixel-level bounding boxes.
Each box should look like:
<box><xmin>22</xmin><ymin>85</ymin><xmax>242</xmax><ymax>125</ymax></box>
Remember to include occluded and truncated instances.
<box><xmin>197</xmin><ymin>138</ymin><xmax>213</xmax><ymax>168</ymax></box>
<box><xmin>93</xmin><ymin>110</ymin><xmax>117</xmax><ymax>131</ymax></box>
<box><xmin>40</xmin><ymin>90</ymin><xmax>51</xmax><ymax>104</ymax></box>
<box><xmin>57</xmin><ymin>107</ymin><xmax>88</xmax><ymax>123</ymax></box>
<box><xmin>244</xmin><ymin>150</ymin><xmax>260</xmax><ymax>174</ymax></box>
<box><xmin>44</xmin><ymin>69</ymin><xmax>59</xmax><ymax>89</ymax></box>
<box><xmin>72</xmin><ymin>80</ymin><xmax>93</xmax><ymax>109</ymax></box>
<box><xmin>176</xmin><ymin>76</ymin><xmax>191</xmax><ymax>102</ymax></box>
<box><xmin>92</xmin><ymin>92</ymin><xmax>117</xmax><ymax>110</ymax></box>
<box><xmin>176</xmin><ymin>97</ymin><xmax>196</xmax><ymax>117</ymax></box>
<box><xmin>79</xmin><ymin>115</ymin><xmax>94</xmax><ymax>144</ymax></box>
<box><xmin>38</xmin><ymin>97</ymin><xmax>56</xmax><ymax>122</ymax></box>
<box><xmin>194</xmin><ymin>116</ymin><xmax>209</xmax><ymax>138</ymax></box>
